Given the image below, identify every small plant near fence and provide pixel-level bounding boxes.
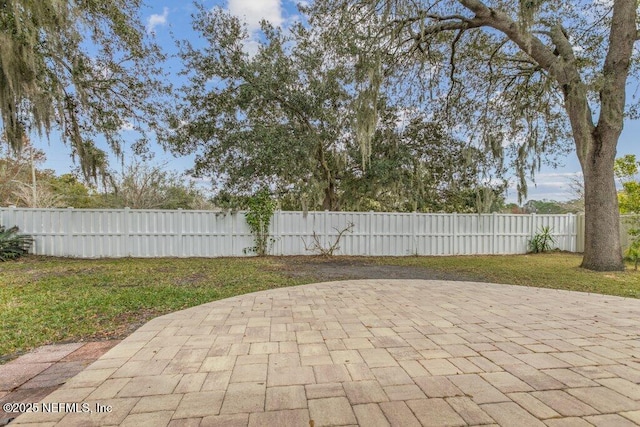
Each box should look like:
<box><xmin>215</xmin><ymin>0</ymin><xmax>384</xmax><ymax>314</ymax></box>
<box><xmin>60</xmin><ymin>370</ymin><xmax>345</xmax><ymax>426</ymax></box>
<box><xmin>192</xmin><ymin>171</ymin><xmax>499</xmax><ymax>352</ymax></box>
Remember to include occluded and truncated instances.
<box><xmin>0</xmin><ymin>225</ymin><xmax>34</xmax><ymax>261</ymax></box>
<box><xmin>302</xmin><ymin>222</ymin><xmax>355</xmax><ymax>257</ymax></box>
<box><xmin>624</xmin><ymin>217</ymin><xmax>640</xmax><ymax>270</ymax></box>
<box><xmin>244</xmin><ymin>189</ymin><xmax>276</xmax><ymax>256</ymax></box>
<box><xmin>528</xmin><ymin>226</ymin><xmax>556</xmax><ymax>253</ymax></box>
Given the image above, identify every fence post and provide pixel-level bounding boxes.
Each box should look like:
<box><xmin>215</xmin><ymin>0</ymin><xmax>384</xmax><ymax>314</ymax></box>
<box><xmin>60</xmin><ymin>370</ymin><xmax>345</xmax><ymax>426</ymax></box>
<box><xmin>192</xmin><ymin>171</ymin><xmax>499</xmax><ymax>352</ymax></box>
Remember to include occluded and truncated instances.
<box><xmin>8</xmin><ymin>205</ymin><xmax>26</xmax><ymax>252</ymax></box>
<box><xmin>10</xmin><ymin>205</ymin><xmax>17</xmax><ymax>230</ymax></box>
<box><xmin>123</xmin><ymin>207</ymin><xmax>131</xmax><ymax>257</ymax></box>
<box><xmin>368</xmin><ymin>211</ymin><xmax>374</xmax><ymax>256</ymax></box>
<box><xmin>324</xmin><ymin>210</ymin><xmax>329</xmax><ymax>250</ymax></box>
<box><xmin>273</xmin><ymin>210</ymin><xmax>281</xmax><ymax>256</ymax></box>
<box><xmin>567</xmin><ymin>213</ymin><xmax>573</xmax><ymax>252</ymax></box>
<box><xmin>65</xmin><ymin>207</ymin><xmax>74</xmax><ymax>256</ymax></box>
<box><xmin>411</xmin><ymin>211</ymin><xmax>417</xmax><ymax>255</ymax></box>
<box><xmin>452</xmin><ymin>212</ymin><xmax>457</xmax><ymax>255</ymax></box>
<box><xmin>278</xmin><ymin>210</ymin><xmax>284</xmax><ymax>255</ymax></box>
<box><xmin>176</xmin><ymin>208</ymin><xmax>183</xmax><ymax>257</ymax></box>
<box><xmin>620</xmin><ymin>215</ymin><xmax>630</xmax><ymax>252</ymax></box>
<box><xmin>221</xmin><ymin>212</ymin><xmax>229</xmax><ymax>257</ymax></box>
<box><xmin>492</xmin><ymin>212</ymin><xmax>497</xmax><ymax>254</ymax></box>
<box><xmin>232</xmin><ymin>212</ymin><xmax>237</xmax><ymax>256</ymax></box>
<box><xmin>530</xmin><ymin>213</ymin><xmax>536</xmax><ymax>252</ymax></box>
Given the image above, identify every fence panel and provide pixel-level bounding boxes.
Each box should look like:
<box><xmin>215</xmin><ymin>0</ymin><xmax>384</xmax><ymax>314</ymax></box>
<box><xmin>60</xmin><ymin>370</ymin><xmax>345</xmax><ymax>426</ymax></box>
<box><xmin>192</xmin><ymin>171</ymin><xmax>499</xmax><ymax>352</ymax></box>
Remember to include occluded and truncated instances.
<box><xmin>1</xmin><ymin>207</ymin><xmax>586</xmax><ymax>258</ymax></box>
<box><xmin>620</xmin><ymin>215</ymin><xmax>639</xmax><ymax>252</ymax></box>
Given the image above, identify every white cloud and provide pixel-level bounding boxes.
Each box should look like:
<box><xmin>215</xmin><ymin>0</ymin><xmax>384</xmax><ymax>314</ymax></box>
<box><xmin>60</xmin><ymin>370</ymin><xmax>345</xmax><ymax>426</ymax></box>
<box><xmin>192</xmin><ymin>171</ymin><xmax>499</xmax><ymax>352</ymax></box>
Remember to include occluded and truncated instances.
<box><xmin>242</xmin><ymin>39</ymin><xmax>261</xmax><ymax>57</ymax></box>
<box><xmin>227</xmin><ymin>0</ymin><xmax>283</xmax><ymax>33</ymax></box>
<box><xmin>120</xmin><ymin>121</ymin><xmax>135</xmax><ymax>132</ymax></box>
<box><xmin>146</xmin><ymin>7</ymin><xmax>169</xmax><ymax>34</ymax></box>
<box><xmin>225</xmin><ymin>0</ymin><xmax>284</xmax><ymax>55</ymax></box>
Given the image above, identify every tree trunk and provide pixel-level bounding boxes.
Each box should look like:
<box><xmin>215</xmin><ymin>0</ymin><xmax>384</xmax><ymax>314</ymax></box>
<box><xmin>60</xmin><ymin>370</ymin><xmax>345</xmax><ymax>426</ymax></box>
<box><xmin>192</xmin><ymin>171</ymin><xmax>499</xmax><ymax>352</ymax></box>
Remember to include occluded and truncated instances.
<box><xmin>460</xmin><ymin>0</ymin><xmax>635</xmax><ymax>271</ymax></box>
<box><xmin>322</xmin><ymin>178</ymin><xmax>339</xmax><ymax>211</ymax></box>
<box><xmin>580</xmin><ymin>133</ymin><xmax>624</xmax><ymax>271</ymax></box>
<box><xmin>318</xmin><ymin>141</ymin><xmax>340</xmax><ymax>211</ymax></box>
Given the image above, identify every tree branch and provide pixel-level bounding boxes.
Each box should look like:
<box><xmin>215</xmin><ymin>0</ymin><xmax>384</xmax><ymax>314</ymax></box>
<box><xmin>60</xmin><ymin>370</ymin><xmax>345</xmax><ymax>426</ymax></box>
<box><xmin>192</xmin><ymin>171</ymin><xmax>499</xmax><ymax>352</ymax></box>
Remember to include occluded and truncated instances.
<box><xmin>549</xmin><ymin>24</ymin><xmax>574</xmax><ymax>64</ymax></box>
<box><xmin>458</xmin><ymin>0</ymin><xmax>560</xmax><ymax>74</ymax></box>
<box><xmin>302</xmin><ymin>222</ymin><xmax>354</xmax><ymax>256</ymax></box>
<box><xmin>596</xmin><ymin>0</ymin><xmax>636</xmax><ymax>143</ymax></box>
<box><xmin>392</xmin><ymin>11</ymin><xmax>472</xmax><ymax>28</ymax></box>
<box><xmin>455</xmin><ymin>0</ymin><xmax>595</xmax><ymax>160</ymax></box>
<box><xmin>446</xmin><ymin>29</ymin><xmax>465</xmax><ymax>109</ymax></box>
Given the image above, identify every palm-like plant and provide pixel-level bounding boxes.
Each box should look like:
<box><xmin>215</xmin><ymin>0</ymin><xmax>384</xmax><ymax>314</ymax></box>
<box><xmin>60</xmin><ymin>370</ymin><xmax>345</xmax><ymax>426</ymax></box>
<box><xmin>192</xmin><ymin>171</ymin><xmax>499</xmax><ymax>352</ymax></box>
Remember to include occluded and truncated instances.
<box><xmin>0</xmin><ymin>226</ymin><xmax>33</xmax><ymax>261</ymax></box>
<box><xmin>528</xmin><ymin>226</ymin><xmax>556</xmax><ymax>253</ymax></box>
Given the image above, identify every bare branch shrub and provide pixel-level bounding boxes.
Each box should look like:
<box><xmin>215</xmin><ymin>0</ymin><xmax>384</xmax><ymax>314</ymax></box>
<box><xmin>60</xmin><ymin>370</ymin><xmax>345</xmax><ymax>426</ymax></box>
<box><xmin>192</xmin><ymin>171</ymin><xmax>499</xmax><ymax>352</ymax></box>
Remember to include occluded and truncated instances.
<box><xmin>302</xmin><ymin>222</ymin><xmax>355</xmax><ymax>257</ymax></box>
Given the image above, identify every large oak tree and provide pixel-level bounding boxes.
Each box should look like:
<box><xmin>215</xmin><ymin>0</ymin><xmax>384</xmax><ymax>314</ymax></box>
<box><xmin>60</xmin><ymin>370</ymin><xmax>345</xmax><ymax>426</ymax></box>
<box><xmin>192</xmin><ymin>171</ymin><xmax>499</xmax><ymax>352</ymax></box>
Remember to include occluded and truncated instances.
<box><xmin>310</xmin><ymin>0</ymin><xmax>639</xmax><ymax>271</ymax></box>
<box><xmin>164</xmin><ymin>7</ymin><xmax>353</xmax><ymax>211</ymax></box>
<box><xmin>165</xmin><ymin>6</ymin><xmax>503</xmax><ymax>213</ymax></box>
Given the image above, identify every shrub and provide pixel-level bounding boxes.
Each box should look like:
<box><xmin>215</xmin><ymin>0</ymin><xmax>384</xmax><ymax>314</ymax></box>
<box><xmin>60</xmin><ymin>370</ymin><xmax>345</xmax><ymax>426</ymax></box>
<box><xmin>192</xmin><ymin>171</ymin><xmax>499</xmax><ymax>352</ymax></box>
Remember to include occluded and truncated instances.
<box><xmin>528</xmin><ymin>226</ymin><xmax>556</xmax><ymax>253</ymax></box>
<box><xmin>625</xmin><ymin>225</ymin><xmax>640</xmax><ymax>270</ymax></box>
<box><xmin>244</xmin><ymin>189</ymin><xmax>276</xmax><ymax>256</ymax></box>
<box><xmin>0</xmin><ymin>226</ymin><xmax>33</xmax><ymax>261</ymax></box>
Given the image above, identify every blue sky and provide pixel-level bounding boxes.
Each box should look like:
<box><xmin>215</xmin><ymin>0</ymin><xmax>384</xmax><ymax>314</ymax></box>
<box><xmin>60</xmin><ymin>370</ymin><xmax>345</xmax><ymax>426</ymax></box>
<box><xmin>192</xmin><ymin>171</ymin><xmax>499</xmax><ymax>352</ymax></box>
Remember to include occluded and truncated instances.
<box><xmin>36</xmin><ymin>0</ymin><xmax>640</xmax><ymax>204</ymax></box>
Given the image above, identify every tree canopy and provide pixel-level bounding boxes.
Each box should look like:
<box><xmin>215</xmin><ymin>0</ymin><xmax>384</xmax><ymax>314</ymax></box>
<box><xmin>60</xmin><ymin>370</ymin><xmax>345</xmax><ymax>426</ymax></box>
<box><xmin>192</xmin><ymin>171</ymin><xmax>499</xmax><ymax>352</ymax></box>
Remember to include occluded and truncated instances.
<box><xmin>0</xmin><ymin>0</ymin><xmax>167</xmax><ymax>180</ymax></box>
<box><xmin>101</xmin><ymin>162</ymin><xmax>214</xmax><ymax>210</ymax></box>
<box><xmin>615</xmin><ymin>154</ymin><xmax>640</xmax><ymax>214</ymax></box>
<box><xmin>307</xmin><ymin>0</ymin><xmax>639</xmax><ymax>270</ymax></box>
<box><xmin>164</xmin><ymin>6</ymin><xmax>504</xmax><ymax>213</ymax></box>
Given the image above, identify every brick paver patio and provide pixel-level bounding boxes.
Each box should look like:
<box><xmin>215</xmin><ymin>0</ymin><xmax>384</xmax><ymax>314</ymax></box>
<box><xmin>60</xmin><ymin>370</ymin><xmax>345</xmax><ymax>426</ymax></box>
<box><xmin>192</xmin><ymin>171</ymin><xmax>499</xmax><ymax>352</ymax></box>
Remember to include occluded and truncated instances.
<box><xmin>9</xmin><ymin>280</ymin><xmax>640</xmax><ymax>426</ymax></box>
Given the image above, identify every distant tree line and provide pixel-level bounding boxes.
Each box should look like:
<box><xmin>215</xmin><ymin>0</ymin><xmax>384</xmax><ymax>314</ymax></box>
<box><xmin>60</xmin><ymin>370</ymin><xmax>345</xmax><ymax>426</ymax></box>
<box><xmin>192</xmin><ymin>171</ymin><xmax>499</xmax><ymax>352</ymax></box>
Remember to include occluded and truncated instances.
<box><xmin>0</xmin><ymin>144</ymin><xmax>213</xmax><ymax>210</ymax></box>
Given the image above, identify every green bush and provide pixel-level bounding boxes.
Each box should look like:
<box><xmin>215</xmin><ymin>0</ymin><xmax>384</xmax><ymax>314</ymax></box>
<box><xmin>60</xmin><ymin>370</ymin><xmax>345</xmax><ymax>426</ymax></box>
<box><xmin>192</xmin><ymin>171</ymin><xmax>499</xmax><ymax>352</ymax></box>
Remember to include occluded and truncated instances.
<box><xmin>0</xmin><ymin>226</ymin><xmax>34</xmax><ymax>261</ymax></box>
<box><xmin>528</xmin><ymin>226</ymin><xmax>556</xmax><ymax>253</ymax></box>
<box><xmin>625</xmin><ymin>226</ymin><xmax>640</xmax><ymax>270</ymax></box>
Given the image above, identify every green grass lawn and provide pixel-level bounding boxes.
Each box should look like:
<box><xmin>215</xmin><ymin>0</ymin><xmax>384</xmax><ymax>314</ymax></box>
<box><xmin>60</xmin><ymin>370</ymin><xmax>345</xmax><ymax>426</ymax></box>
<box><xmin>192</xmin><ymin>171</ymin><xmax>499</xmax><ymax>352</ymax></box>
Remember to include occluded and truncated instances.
<box><xmin>375</xmin><ymin>253</ymin><xmax>640</xmax><ymax>298</ymax></box>
<box><xmin>1</xmin><ymin>253</ymin><xmax>638</xmax><ymax>360</ymax></box>
<box><xmin>0</xmin><ymin>257</ymin><xmax>313</xmax><ymax>360</ymax></box>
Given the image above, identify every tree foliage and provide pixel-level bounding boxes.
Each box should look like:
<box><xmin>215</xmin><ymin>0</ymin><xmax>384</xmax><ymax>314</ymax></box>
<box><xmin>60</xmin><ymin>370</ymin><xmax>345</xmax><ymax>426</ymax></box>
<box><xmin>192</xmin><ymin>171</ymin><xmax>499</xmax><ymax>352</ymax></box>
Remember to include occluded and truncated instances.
<box><xmin>0</xmin><ymin>142</ymin><xmax>44</xmax><ymax>206</ymax></box>
<box><xmin>0</xmin><ymin>142</ymin><xmax>72</xmax><ymax>207</ymax></box>
<box><xmin>615</xmin><ymin>154</ymin><xmax>640</xmax><ymax>214</ymax></box>
<box><xmin>0</xmin><ymin>145</ymin><xmax>210</xmax><ymax>209</ymax></box>
<box><xmin>522</xmin><ymin>199</ymin><xmax>582</xmax><ymax>214</ymax></box>
<box><xmin>308</xmin><ymin>0</ymin><xmax>639</xmax><ymax>270</ymax></box>
<box><xmin>166</xmin><ymin>6</ymin><xmax>504</xmax><ymax>213</ymax></box>
<box><xmin>336</xmin><ymin>113</ymin><xmax>506</xmax><ymax>212</ymax></box>
<box><xmin>308</xmin><ymin>0</ymin><xmax>630</xmax><ymax>194</ymax></box>
<box><xmin>244</xmin><ymin>189</ymin><xmax>276</xmax><ymax>256</ymax></box>
<box><xmin>48</xmin><ymin>174</ymin><xmax>101</xmax><ymax>208</ymax></box>
<box><xmin>1</xmin><ymin>0</ymin><xmax>168</xmax><ymax>180</ymax></box>
<box><xmin>614</xmin><ymin>155</ymin><xmax>640</xmax><ymax>267</ymax></box>
<box><xmin>164</xmin><ymin>7</ymin><xmax>353</xmax><ymax>211</ymax></box>
<box><xmin>101</xmin><ymin>162</ymin><xmax>213</xmax><ymax>210</ymax></box>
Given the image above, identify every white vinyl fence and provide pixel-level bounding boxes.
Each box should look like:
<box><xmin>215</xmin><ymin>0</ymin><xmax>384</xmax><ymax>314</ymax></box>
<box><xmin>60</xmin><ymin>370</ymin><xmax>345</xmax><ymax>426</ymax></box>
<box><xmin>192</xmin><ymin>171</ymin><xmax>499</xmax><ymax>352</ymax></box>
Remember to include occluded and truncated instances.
<box><xmin>0</xmin><ymin>207</ymin><xmax>583</xmax><ymax>258</ymax></box>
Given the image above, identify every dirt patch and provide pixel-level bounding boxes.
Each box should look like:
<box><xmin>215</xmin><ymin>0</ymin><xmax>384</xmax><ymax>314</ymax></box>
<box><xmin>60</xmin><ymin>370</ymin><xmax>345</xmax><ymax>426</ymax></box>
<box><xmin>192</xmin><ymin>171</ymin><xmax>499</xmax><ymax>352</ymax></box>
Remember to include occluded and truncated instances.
<box><xmin>277</xmin><ymin>256</ymin><xmax>482</xmax><ymax>282</ymax></box>
<box><xmin>176</xmin><ymin>273</ymin><xmax>209</xmax><ymax>286</ymax></box>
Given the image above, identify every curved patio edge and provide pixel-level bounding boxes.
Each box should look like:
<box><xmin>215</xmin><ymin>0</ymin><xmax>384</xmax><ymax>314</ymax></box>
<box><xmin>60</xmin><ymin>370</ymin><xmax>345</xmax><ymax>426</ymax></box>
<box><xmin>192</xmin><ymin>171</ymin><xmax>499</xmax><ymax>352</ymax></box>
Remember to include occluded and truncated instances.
<box><xmin>11</xmin><ymin>280</ymin><xmax>640</xmax><ymax>426</ymax></box>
